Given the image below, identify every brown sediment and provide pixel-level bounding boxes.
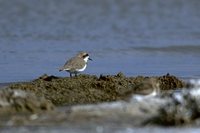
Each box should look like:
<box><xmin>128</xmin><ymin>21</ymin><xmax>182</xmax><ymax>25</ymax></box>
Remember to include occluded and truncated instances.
<box><xmin>8</xmin><ymin>73</ymin><xmax>186</xmax><ymax>106</ymax></box>
<box><xmin>158</xmin><ymin>73</ymin><xmax>185</xmax><ymax>90</ymax></box>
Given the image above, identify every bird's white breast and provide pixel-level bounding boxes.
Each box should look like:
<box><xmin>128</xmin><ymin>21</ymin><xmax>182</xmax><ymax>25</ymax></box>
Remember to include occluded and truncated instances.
<box><xmin>76</xmin><ymin>64</ymin><xmax>87</xmax><ymax>72</ymax></box>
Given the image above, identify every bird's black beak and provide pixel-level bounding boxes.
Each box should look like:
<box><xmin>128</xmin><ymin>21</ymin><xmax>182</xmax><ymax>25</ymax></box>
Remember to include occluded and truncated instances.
<box><xmin>89</xmin><ymin>58</ymin><xmax>92</xmax><ymax>61</ymax></box>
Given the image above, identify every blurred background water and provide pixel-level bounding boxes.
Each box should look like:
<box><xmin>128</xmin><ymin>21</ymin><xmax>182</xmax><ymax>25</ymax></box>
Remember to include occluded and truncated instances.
<box><xmin>0</xmin><ymin>0</ymin><xmax>200</xmax><ymax>83</ymax></box>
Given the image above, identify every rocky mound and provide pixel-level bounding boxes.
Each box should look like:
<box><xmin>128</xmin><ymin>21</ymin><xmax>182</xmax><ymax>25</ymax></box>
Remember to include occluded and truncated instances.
<box><xmin>9</xmin><ymin>73</ymin><xmax>186</xmax><ymax>105</ymax></box>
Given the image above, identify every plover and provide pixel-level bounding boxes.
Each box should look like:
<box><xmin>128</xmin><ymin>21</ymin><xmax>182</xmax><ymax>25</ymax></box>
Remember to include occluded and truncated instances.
<box><xmin>132</xmin><ymin>78</ymin><xmax>160</xmax><ymax>101</ymax></box>
<box><xmin>59</xmin><ymin>52</ymin><xmax>92</xmax><ymax>77</ymax></box>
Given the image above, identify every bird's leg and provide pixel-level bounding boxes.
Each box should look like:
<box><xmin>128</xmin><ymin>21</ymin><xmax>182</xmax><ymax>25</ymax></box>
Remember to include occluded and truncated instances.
<box><xmin>75</xmin><ymin>73</ymin><xmax>77</xmax><ymax>77</ymax></box>
<box><xmin>70</xmin><ymin>73</ymin><xmax>72</xmax><ymax>78</ymax></box>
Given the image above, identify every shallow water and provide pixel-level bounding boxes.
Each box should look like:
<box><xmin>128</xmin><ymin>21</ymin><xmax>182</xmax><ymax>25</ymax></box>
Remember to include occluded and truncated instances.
<box><xmin>0</xmin><ymin>0</ymin><xmax>200</xmax><ymax>82</ymax></box>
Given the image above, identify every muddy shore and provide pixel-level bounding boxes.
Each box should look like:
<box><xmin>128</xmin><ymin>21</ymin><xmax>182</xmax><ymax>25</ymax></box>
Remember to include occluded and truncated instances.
<box><xmin>8</xmin><ymin>73</ymin><xmax>185</xmax><ymax>106</ymax></box>
<box><xmin>4</xmin><ymin>73</ymin><xmax>200</xmax><ymax>128</ymax></box>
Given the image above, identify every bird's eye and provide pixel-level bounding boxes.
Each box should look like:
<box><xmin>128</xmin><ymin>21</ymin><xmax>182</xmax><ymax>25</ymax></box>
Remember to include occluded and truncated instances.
<box><xmin>83</xmin><ymin>54</ymin><xmax>89</xmax><ymax>58</ymax></box>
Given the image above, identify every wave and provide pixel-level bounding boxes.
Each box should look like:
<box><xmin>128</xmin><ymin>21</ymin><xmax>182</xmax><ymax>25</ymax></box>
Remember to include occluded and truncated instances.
<box><xmin>101</xmin><ymin>45</ymin><xmax>200</xmax><ymax>56</ymax></box>
<box><xmin>132</xmin><ymin>45</ymin><xmax>200</xmax><ymax>54</ymax></box>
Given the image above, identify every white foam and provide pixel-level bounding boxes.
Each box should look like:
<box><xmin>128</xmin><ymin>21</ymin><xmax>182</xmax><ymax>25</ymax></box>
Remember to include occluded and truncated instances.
<box><xmin>172</xmin><ymin>91</ymin><xmax>184</xmax><ymax>103</ymax></box>
<box><xmin>170</xmin><ymin>79</ymin><xmax>200</xmax><ymax>101</ymax></box>
<box><xmin>187</xmin><ymin>79</ymin><xmax>200</xmax><ymax>98</ymax></box>
<box><xmin>189</xmin><ymin>79</ymin><xmax>200</xmax><ymax>88</ymax></box>
<box><xmin>189</xmin><ymin>88</ymin><xmax>200</xmax><ymax>98</ymax></box>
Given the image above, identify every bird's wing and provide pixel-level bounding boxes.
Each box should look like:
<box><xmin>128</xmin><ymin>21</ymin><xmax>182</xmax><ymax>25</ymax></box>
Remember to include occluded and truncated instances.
<box><xmin>62</xmin><ymin>57</ymin><xmax>85</xmax><ymax>70</ymax></box>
